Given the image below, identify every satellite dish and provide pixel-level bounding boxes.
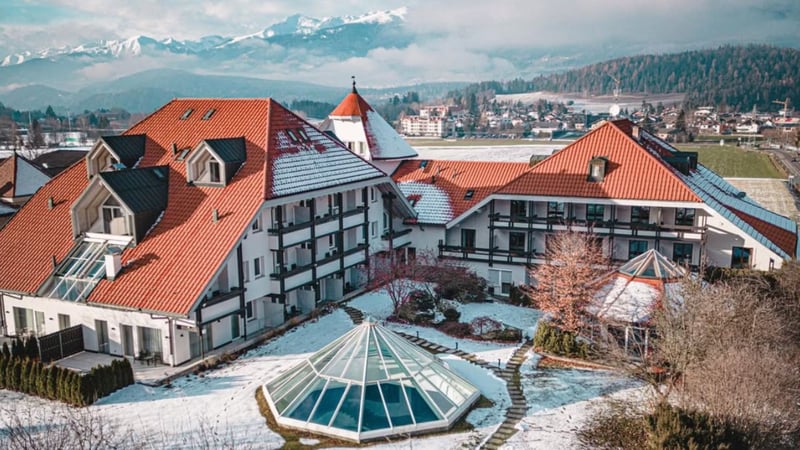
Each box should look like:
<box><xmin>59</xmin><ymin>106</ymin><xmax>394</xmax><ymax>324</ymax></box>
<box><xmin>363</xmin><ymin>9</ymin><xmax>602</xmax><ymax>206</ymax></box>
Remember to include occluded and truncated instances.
<box><xmin>609</xmin><ymin>104</ymin><xmax>621</xmax><ymax>117</ymax></box>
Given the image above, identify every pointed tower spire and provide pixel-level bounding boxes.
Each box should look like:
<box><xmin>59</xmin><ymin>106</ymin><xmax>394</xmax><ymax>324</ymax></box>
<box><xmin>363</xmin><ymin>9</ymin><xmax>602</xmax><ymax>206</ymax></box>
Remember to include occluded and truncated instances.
<box><xmin>351</xmin><ymin>75</ymin><xmax>358</xmax><ymax>94</ymax></box>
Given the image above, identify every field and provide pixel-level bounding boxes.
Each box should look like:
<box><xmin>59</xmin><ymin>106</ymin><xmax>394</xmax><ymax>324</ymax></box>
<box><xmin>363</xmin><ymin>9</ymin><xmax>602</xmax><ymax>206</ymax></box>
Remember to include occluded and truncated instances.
<box><xmin>406</xmin><ymin>138</ymin><xmax>572</xmax><ymax>147</ymax></box>
<box><xmin>676</xmin><ymin>144</ymin><xmax>784</xmax><ymax>178</ymax></box>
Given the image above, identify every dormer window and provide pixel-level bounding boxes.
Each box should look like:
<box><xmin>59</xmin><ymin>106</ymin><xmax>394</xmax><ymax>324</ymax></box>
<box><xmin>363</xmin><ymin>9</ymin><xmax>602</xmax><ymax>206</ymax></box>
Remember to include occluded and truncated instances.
<box><xmin>464</xmin><ymin>190</ymin><xmax>475</xmax><ymax>200</ymax></box>
<box><xmin>85</xmin><ymin>135</ymin><xmax>146</xmax><ymax>177</ymax></box>
<box><xmin>588</xmin><ymin>156</ymin><xmax>608</xmax><ymax>182</ymax></box>
<box><xmin>101</xmin><ymin>196</ymin><xmax>126</xmax><ymax>235</ymax></box>
<box><xmin>71</xmin><ymin>166</ymin><xmax>169</xmax><ymax>245</ymax></box>
<box><xmin>201</xmin><ymin>109</ymin><xmax>216</xmax><ymax>120</ymax></box>
<box><xmin>180</xmin><ymin>108</ymin><xmax>193</xmax><ymax>120</ymax></box>
<box><xmin>185</xmin><ymin>137</ymin><xmax>246</xmax><ymax>186</ymax></box>
<box><xmin>208</xmin><ymin>160</ymin><xmax>221</xmax><ymax>183</ymax></box>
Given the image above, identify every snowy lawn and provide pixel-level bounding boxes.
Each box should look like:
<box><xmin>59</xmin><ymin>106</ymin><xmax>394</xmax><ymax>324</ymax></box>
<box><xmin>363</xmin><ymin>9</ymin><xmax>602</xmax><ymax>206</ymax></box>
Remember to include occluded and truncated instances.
<box><xmin>0</xmin><ymin>309</ymin><xmax>355</xmax><ymax>449</ymax></box>
<box><xmin>350</xmin><ymin>288</ymin><xmax>541</xmax><ymax>365</ymax></box>
<box><xmin>506</xmin><ymin>352</ymin><xmax>647</xmax><ymax>449</ymax></box>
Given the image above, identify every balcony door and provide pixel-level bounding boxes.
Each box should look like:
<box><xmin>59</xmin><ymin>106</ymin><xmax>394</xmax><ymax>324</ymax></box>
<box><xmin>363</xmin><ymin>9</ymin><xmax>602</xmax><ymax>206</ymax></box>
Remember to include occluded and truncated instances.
<box><xmin>95</xmin><ymin>320</ymin><xmax>110</xmax><ymax>354</ymax></box>
<box><xmin>461</xmin><ymin>229</ymin><xmax>476</xmax><ymax>252</ymax></box>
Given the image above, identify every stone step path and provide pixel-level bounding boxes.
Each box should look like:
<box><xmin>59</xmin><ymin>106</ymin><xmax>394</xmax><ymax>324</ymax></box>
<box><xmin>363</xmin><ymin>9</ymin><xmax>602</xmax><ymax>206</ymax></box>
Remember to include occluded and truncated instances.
<box><xmin>340</xmin><ymin>305</ymin><xmax>364</xmax><ymax>324</ymax></box>
<box><xmin>481</xmin><ymin>339</ymin><xmax>534</xmax><ymax>450</ymax></box>
<box><xmin>340</xmin><ymin>304</ymin><xmax>533</xmax><ymax>450</ymax></box>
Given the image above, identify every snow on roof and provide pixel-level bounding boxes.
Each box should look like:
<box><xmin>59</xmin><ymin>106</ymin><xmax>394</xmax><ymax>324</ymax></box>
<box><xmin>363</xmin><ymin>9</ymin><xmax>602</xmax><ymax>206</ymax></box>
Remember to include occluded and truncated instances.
<box><xmin>589</xmin><ymin>277</ymin><xmax>662</xmax><ymax>324</ymax></box>
<box><xmin>364</xmin><ymin>109</ymin><xmax>418</xmax><ymax>160</ymax></box>
<box><xmin>397</xmin><ymin>181</ymin><xmax>454</xmax><ymax>224</ymax></box>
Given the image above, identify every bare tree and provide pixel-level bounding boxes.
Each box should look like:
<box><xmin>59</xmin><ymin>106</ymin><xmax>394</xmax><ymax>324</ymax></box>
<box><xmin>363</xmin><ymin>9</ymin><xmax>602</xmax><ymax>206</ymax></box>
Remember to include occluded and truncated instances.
<box><xmin>526</xmin><ymin>230</ymin><xmax>608</xmax><ymax>333</ymax></box>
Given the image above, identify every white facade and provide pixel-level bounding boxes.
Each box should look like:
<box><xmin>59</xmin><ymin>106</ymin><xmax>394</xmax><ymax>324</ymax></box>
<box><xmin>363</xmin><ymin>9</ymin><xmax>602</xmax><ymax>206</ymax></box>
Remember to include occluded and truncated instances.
<box><xmin>400</xmin><ymin>116</ymin><xmax>447</xmax><ymax>137</ymax></box>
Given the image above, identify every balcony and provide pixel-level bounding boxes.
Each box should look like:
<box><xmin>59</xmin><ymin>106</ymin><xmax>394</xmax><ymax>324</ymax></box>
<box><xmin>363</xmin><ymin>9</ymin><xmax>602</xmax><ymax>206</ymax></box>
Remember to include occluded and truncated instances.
<box><xmin>438</xmin><ymin>244</ymin><xmax>545</xmax><ymax>264</ymax></box>
<box><xmin>381</xmin><ymin>228</ymin><xmax>413</xmax><ymax>248</ymax></box>
<box><xmin>269</xmin><ymin>206</ymin><xmax>366</xmax><ymax>236</ymax></box>
<box><xmin>202</xmin><ymin>287</ymin><xmax>244</xmax><ymax>307</ymax></box>
<box><xmin>490</xmin><ymin>213</ymin><xmax>705</xmax><ymax>241</ymax></box>
<box><xmin>270</xmin><ymin>244</ymin><xmax>368</xmax><ymax>280</ymax></box>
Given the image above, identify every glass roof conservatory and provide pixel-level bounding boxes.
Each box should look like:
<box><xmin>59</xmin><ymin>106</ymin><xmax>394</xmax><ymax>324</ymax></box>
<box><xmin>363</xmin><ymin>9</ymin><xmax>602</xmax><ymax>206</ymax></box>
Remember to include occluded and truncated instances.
<box><xmin>262</xmin><ymin>320</ymin><xmax>480</xmax><ymax>442</ymax></box>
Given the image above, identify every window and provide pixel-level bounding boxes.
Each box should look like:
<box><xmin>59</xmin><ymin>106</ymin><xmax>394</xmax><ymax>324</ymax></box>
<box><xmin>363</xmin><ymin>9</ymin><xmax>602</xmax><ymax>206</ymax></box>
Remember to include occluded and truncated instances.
<box><xmin>286</xmin><ymin>129</ymin><xmax>299</xmax><ymax>142</ymax></box>
<box><xmin>180</xmin><ymin>108</ymin><xmax>193</xmax><ymax>120</ymax></box>
<box><xmin>461</xmin><ymin>229</ymin><xmax>476</xmax><ymax>252</ymax></box>
<box><xmin>586</xmin><ymin>204</ymin><xmax>605</xmax><ymax>223</ymax></box>
<box><xmin>370</xmin><ymin>187</ymin><xmax>377</xmax><ymax>203</ymax></box>
<box><xmin>243</xmin><ymin>261</ymin><xmax>250</xmax><ymax>282</ymax></box>
<box><xmin>246</xmin><ymin>301</ymin><xmax>254</xmax><ymax>320</ymax></box>
<box><xmin>509</xmin><ymin>232</ymin><xmax>526</xmax><ymax>255</ymax></box>
<box><xmin>673</xmin><ymin>243</ymin><xmax>693</xmax><ymax>264</ymax></box>
<box><xmin>382</xmin><ymin>212</ymin><xmax>389</xmax><ymax>232</ymax></box>
<box><xmin>675</xmin><ymin>208</ymin><xmax>695</xmax><ymax>226</ymax></box>
<box><xmin>58</xmin><ymin>314</ymin><xmax>70</xmax><ymax>330</ymax></box>
<box><xmin>547</xmin><ymin>201</ymin><xmax>564</xmax><ymax>219</ymax></box>
<box><xmin>231</xmin><ymin>316</ymin><xmax>240</xmax><ymax>339</ymax></box>
<box><xmin>731</xmin><ymin>247</ymin><xmax>752</xmax><ymax>269</ymax></box>
<box><xmin>101</xmin><ymin>197</ymin><xmax>125</xmax><ymax>235</ymax></box>
<box><xmin>370</xmin><ymin>221</ymin><xmax>378</xmax><ymax>238</ymax></box>
<box><xmin>488</xmin><ymin>269</ymin><xmax>512</xmax><ymax>295</ymax></box>
<box><xmin>510</xmin><ymin>200</ymin><xmax>527</xmax><ymax>218</ymax></box>
<box><xmin>251</xmin><ymin>215</ymin><xmax>262</xmax><ymax>232</ymax></box>
<box><xmin>630</xmin><ymin>206</ymin><xmax>650</xmax><ymax>225</ymax></box>
<box><xmin>297</xmin><ymin>128</ymin><xmax>309</xmax><ymax>142</ymax></box>
<box><xmin>201</xmin><ymin>108</ymin><xmax>216</xmax><ymax>120</ymax></box>
<box><xmin>253</xmin><ymin>257</ymin><xmax>264</xmax><ymax>278</ymax></box>
<box><xmin>588</xmin><ymin>157</ymin><xmax>607</xmax><ymax>182</ymax></box>
<box><xmin>464</xmin><ymin>190</ymin><xmax>475</xmax><ymax>200</ymax></box>
<box><xmin>629</xmin><ymin>240</ymin><xmax>648</xmax><ymax>259</ymax></box>
<box><xmin>208</xmin><ymin>160</ymin><xmax>221</xmax><ymax>183</ymax></box>
<box><xmin>14</xmin><ymin>307</ymin><xmax>44</xmax><ymax>335</ymax></box>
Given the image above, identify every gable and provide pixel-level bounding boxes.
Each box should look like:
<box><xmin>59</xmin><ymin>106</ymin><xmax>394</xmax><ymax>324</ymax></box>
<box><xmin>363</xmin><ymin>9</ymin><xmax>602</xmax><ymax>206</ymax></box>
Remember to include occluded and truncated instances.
<box><xmin>499</xmin><ymin>121</ymin><xmax>701</xmax><ymax>202</ymax></box>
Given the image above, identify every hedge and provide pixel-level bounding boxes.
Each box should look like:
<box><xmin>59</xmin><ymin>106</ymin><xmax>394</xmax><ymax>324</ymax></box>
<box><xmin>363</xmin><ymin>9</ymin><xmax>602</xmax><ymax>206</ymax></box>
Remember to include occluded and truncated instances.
<box><xmin>0</xmin><ymin>353</ymin><xmax>134</xmax><ymax>406</ymax></box>
<box><xmin>533</xmin><ymin>320</ymin><xmax>591</xmax><ymax>358</ymax></box>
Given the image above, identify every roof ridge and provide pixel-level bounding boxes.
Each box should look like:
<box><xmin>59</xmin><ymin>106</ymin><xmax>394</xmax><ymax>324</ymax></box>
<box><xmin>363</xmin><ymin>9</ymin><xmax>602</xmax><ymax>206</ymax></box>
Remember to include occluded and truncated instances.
<box><xmin>263</xmin><ymin>99</ymin><xmax>276</xmax><ymax>199</ymax></box>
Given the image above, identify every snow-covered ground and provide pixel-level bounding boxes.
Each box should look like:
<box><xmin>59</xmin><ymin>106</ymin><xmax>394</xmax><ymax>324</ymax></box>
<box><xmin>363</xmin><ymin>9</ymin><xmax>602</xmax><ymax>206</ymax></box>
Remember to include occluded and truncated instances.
<box><xmin>0</xmin><ymin>289</ymin><xmax>650</xmax><ymax>450</ymax></box>
<box><xmin>414</xmin><ymin>145</ymin><xmax>560</xmax><ymax>162</ymax></box>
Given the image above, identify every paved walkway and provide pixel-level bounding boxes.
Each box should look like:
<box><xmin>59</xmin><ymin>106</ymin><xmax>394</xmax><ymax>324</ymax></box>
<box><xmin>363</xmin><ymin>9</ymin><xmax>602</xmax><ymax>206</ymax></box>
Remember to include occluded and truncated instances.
<box><xmin>341</xmin><ymin>303</ymin><xmax>534</xmax><ymax>450</ymax></box>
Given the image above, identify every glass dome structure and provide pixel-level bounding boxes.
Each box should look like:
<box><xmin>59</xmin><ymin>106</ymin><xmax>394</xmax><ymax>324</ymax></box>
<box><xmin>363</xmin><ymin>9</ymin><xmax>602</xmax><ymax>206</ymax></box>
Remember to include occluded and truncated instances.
<box><xmin>262</xmin><ymin>319</ymin><xmax>480</xmax><ymax>442</ymax></box>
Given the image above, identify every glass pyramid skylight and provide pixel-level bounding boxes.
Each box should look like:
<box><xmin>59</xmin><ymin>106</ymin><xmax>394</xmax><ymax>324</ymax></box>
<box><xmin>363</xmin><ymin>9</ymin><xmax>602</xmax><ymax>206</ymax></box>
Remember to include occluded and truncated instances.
<box><xmin>262</xmin><ymin>320</ymin><xmax>480</xmax><ymax>442</ymax></box>
<box><xmin>618</xmin><ymin>249</ymin><xmax>686</xmax><ymax>280</ymax></box>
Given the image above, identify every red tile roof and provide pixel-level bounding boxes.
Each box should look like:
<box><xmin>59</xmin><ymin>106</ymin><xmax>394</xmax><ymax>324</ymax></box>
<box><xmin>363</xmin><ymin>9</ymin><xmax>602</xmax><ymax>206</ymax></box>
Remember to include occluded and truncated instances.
<box><xmin>498</xmin><ymin>120</ymin><xmax>702</xmax><ymax>202</ymax></box>
<box><xmin>0</xmin><ymin>98</ymin><xmax>374</xmax><ymax>316</ymax></box>
<box><xmin>393</xmin><ymin>160</ymin><xmax>529</xmax><ymax>223</ymax></box>
<box><xmin>330</xmin><ymin>91</ymin><xmax>373</xmax><ymax>118</ymax></box>
<box><xmin>730</xmin><ymin>207</ymin><xmax>797</xmax><ymax>258</ymax></box>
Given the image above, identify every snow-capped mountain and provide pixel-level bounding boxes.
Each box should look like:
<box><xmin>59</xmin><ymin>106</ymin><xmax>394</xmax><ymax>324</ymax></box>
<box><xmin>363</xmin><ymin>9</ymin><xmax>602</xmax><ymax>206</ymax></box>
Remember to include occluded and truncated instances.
<box><xmin>0</xmin><ymin>8</ymin><xmax>407</xmax><ymax>67</ymax></box>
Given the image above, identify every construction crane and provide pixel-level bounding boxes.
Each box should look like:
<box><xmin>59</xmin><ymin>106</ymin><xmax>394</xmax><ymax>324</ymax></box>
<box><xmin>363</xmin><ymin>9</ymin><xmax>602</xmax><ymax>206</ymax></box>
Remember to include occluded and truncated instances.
<box><xmin>773</xmin><ymin>97</ymin><xmax>791</xmax><ymax>118</ymax></box>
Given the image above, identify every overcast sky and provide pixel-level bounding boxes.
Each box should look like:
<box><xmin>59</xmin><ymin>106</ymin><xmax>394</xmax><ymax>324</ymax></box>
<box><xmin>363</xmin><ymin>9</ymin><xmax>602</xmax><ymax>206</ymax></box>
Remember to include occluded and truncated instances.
<box><xmin>0</xmin><ymin>0</ymin><xmax>798</xmax><ymax>84</ymax></box>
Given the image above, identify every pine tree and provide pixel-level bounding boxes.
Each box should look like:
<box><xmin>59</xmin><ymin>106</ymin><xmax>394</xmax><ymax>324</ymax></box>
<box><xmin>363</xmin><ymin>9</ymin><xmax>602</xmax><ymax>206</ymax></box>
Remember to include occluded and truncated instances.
<box><xmin>46</xmin><ymin>367</ymin><xmax>58</xmax><ymax>399</ymax></box>
<box><xmin>20</xmin><ymin>358</ymin><xmax>31</xmax><ymax>393</ymax></box>
<box><xmin>10</xmin><ymin>359</ymin><xmax>22</xmax><ymax>391</ymax></box>
<box><xmin>25</xmin><ymin>336</ymin><xmax>39</xmax><ymax>360</ymax></box>
<box><xmin>0</xmin><ymin>355</ymin><xmax>6</xmax><ymax>389</ymax></box>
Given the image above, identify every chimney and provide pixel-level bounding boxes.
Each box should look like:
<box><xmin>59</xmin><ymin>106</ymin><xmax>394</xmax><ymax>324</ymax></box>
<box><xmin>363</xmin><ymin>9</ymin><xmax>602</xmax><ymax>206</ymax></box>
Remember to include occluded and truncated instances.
<box><xmin>47</xmin><ymin>197</ymin><xmax>54</xmax><ymax>210</ymax></box>
<box><xmin>631</xmin><ymin>125</ymin><xmax>640</xmax><ymax>140</ymax></box>
<box><xmin>171</xmin><ymin>143</ymin><xmax>178</xmax><ymax>155</ymax></box>
<box><xmin>212</xmin><ymin>208</ymin><xmax>219</xmax><ymax>223</ymax></box>
<box><xmin>104</xmin><ymin>246</ymin><xmax>123</xmax><ymax>281</ymax></box>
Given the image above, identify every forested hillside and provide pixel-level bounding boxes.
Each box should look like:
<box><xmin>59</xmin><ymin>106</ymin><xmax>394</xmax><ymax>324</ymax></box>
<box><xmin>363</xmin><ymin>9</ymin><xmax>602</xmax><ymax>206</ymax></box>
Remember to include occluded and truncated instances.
<box><xmin>452</xmin><ymin>45</ymin><xmax>800</xmax><ymax>111</ymax></box>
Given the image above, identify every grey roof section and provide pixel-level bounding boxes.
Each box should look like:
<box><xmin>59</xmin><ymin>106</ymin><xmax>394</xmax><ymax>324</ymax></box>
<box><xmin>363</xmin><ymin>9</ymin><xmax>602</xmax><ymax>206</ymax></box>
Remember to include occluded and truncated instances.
<box><xmin>101</xmin><ymin>134</ymin><xmax>146</xmax><ymax>168</ymax></box>
<box><xmin>639</xmin><ymin>131</ymin><xmax>797</xmax><ymax>259</ymax></box>
<box><xmin>99</xmin><ymin>166</ymin><xmax>169</xmax><ymax>214</ymax></box>
<box><xmin>15</xmin><ymin>156</ymin><xmax>51</xmax><ymax>197</ymax></box>
<box><xmin>206</xmin><ymin>137</ymin><xmax>246</xmax><ymax>163</ymax></box>
<box><xmin>32</xmin><ymin>150</ymin><xmax>88</xmax><ymax>177</ymax></box>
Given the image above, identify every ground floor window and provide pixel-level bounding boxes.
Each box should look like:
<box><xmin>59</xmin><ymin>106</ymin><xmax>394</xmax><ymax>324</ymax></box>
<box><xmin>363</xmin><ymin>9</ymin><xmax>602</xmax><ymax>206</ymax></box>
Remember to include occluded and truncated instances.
<box><xmin>731</xmin><ymin>246</ymin><xmax>752</xmax><ymax>269</ymax></box>
<box><xmin>488</xmin><ymin>269</ymin><xmax>512</xmax><ymax>295</ymax></box>
<box><xmin>628</xmin><ymin>240</ymin><xmax>648</xmax><ymax>259</ymax></box>
<box><xmin>231</xmin><ymin>316</ymin><xmax>240</xmax><ymax>339</ymax></box>
<box><xmin>246</xmin><ymin>301</ymin><xmax>255</xmax><ymax>320</ymax></box>
<box><xmin>673</xmin><ymin>243</ymin><xmax>693</xmax><ymax>264</ymax></box>
<box><xmin>58</xmin><ymin>313</ymin><xmax>71</xmax><ymax>330</ymax></box>
<box><xmin>13</xmin><ymin>307</ymin><xmax>44</xmax><ymax>336</ymax></box>
<box><xmin>137</xmin><ymin>326</ymin><xmax>163</xmax><ymax>357</ymax></box>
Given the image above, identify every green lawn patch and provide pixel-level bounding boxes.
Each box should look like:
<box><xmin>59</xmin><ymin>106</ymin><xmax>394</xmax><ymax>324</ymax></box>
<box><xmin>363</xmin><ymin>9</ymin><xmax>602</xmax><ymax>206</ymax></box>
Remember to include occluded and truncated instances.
<box><xmin>676</xmin><ymin>144</ymin><xmax>784</xmax><ymax>178</ymax></box>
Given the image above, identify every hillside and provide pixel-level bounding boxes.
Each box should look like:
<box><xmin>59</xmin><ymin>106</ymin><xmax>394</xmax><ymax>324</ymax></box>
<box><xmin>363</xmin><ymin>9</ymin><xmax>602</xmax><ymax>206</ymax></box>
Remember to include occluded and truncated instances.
<box><xmin>455</xmin><ymin>45</ymin><xmax>800</xmax><ymax>111</ymax></box>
